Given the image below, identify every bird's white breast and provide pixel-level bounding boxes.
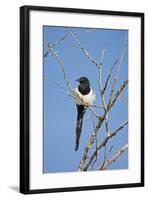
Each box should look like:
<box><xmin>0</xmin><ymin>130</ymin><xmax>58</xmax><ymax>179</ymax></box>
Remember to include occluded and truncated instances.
<box><xmin>74</xmin><ymin>87</ymin><xmax>96</xmax><ymax>106</ymax></box>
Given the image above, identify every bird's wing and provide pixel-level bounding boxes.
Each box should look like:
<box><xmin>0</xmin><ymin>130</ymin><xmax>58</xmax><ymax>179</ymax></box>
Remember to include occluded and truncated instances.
<box><xmin>74</xmin><ymin>87</ymin><xmax>83</xmax><ymax>105</ymax></box>
<box><xmin>85</xmin><ymin>89</ymin><xmax>96</xmax><ymax>106</ymax></box>
<box><xmin>74</xmin><ymin>87</ymin><xmax>96</xmax><ymax>106</ymax></box>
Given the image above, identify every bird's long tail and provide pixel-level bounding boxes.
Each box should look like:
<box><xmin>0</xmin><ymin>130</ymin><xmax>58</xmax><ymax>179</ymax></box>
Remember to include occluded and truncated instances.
<box><xmin>75</xmin><ymin>105</ymin><xmax>85</xmax><ymax>151</ymax></box>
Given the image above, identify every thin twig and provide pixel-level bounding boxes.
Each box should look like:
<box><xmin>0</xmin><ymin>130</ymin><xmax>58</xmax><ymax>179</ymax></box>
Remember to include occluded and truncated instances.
<box><xmin>101</xmin><ymin>144</ymin><xmax>128</xmax><ymax>170</ymax></box>
<box><xmin>108</xmin><ymin>36</ymin><xmax>127</xmax><ymax>105</ymax></box>
<box><xmin>67</xmin><ymin>28</ymin><xmax>101</xmax><ymax>70</ymax></box>
<box><xmin>102</xmin><ymin>64</ymin><xmax>114</xmax><ymax>95</ymax></box>
<box><xmin>86</xmin><ymin>111</ymin><xmax>96</xmax><ymax>128</ymax></box>
<box><xmin>89</xmin><ymin>107</ymin><xmax>100</xmax><ymax>119</ymax></box>
<box><xmin>45</xmin><ymin>43</ymin><xmax>74</xmax><ymax>92</ymax></box>
<box><xmin>44</xmin><ymin>77</ymin><xmax>74</xmax><ymax>99</ymax></box>
<box><xmin>78</xmin><ymin>119</ymin><xmax>103</xmax><ymax>171</ymax></box>
<box><xmin>99</xmin><ymin>48</ymin><xmax>107</xmax><ymax>64</ymax></box>
<box><xmin>89</xmin><ymin>123</ymin><xmax>99</xmax><ymax>170</ymax></box>
<box><xmin>44</xmin><ymin>29</ymin><xmax>97</xmax><ymax>57</ymax></box>
<box><xmin>99</xmin><ymin>146</ymin><xmax>107</xmax><ymax>170</ymax></box>
<box><xmin>98</xmin><ymin>48</ymin><xmax>109</xmax><ymax>137</ymax></box>
<box><xmin>108</xmin><ymin>79</ymin><xmax>128</xmax><ymax>110</ymax></box>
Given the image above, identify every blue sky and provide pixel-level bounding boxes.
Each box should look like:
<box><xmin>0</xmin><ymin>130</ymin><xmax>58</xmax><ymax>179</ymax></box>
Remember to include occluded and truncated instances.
<box><xmin>43</xmin><ymin>26</ymin><xmax>128</xmax><ymax>173</ymax></box>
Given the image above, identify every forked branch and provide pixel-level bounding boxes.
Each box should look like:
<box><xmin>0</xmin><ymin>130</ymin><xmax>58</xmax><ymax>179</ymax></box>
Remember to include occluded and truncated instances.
<box><xmin>101</xmin><ymin>144</ymin><xmax>128</xmax><ymax>170</ymax></box>
<box><xmin>82</xmin><ymin>121</ymin><xmax>128</xmax><ymax>171</ymax></box>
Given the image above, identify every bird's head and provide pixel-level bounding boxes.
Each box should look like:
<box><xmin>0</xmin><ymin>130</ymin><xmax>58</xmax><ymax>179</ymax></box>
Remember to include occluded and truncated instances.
<box><xmin>75</xmin><ymin>77</ymin><xmax>90</xmax><ymax>86</ymax></box>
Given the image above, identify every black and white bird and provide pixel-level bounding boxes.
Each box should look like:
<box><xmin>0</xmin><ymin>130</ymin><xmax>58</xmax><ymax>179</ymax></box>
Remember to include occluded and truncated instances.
<box><xmin>74</xmin><ymin>77</ymin><xmax>96</xmax><ymax>151</ymax></box>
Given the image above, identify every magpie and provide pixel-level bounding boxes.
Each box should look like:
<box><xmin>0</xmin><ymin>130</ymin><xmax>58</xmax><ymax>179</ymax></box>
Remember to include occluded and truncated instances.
<box><xmin>74</xmin><ymin>77</ymin><xmax>96</xmax><ymax>151</ymax></box>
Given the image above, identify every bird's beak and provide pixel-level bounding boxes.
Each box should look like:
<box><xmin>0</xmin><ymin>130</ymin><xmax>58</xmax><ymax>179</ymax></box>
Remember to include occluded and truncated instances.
<box><xmin>75</xmin><ymin>78</ymin><xmax>80</xmax><ymax>82</ymax></box>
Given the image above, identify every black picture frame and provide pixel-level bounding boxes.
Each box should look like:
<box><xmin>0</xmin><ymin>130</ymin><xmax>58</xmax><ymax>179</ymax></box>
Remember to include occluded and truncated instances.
<box><xmin>20</xmin><ymin>5</ymin><xmax>144</xmax><ymax>194</ymax></box>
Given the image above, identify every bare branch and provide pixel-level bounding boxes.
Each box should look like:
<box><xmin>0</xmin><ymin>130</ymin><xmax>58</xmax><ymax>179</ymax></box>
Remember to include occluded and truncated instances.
<box><xmin>78</xmin><ymin>119</ymin><xmax>103</xmax><ymax>171</ymax></box>
<box><xmin>67</xmin><ymin>28</ymin><xmax>101</xmax><ymax>69</ymax></box>
<box><xmin>108</xmin><ymin>145</ymin><xmax>114</xmax><ymax>155</ymax></box>
<box><xmin>98</xmin><ymin>49</ymin><xmax>109</xmax><ymax>137</ymax></box>
<box><xmin>101</xmin><ymin>144</ymin><xmax>128</xmax><ymax>170</ymax></box>
<box><xmin>89</xmin><ymin>123</ymin><xmax>99</xmax><ymax>170</ymax></box>
<box><xmin>108</xmin><ymin>79</ymin><xmax>128</xmax><ymax>110</ymax></box>
<box><xmin>44</xmin><ymin>77</ymin><xmax>74</xmax><ymax>99</ymax></box>
<box><xmin>99</xmin><ymin>145</ymin><xmax>114</xmax><ymax>170</ymax></box>
<box><xmin>89</xmin><ymin>107</ymin><xmax>100</xmax><ymax>119</ymax></box>
<box><xmin>86</xmin><ymin>111</ymin><xmax>96</xmax><ymax>129</ymax></box>
<box><xmin>91</xmin><ymin>104</ymin><xmax>104</xmax><ymax>109</ymax></box>
<box><xmin>82</xmin><ymin>121</ymin><xmax>128</xmax><ymax>171</ymax></box>
<box><xmin>99</xmin><ymin>146</ymin><xmax>107</xmax><ymax>170</ymax></box>
<box><xmin>44</xmin><ymin>29</ymin><xmax>97</xmax><ymax>57</ymax></box>
<box><xmin>108</xmin><ymin>36</ymin><xmax>127</xmax><ymax>104</ymax></box>
<box><xmin>102</xmin><ymin>64</ymin><xmax>114</xmax><ymax>95</ymax></box>
<box><xmin>45</xmin><ymin>43</ymin><xmax>74</xmax><ymax>93</ymax></box>
<box><xmin>99</xmin><ymin>48</ymin><xmax>107</xmax><ymax>64</ymax></box>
